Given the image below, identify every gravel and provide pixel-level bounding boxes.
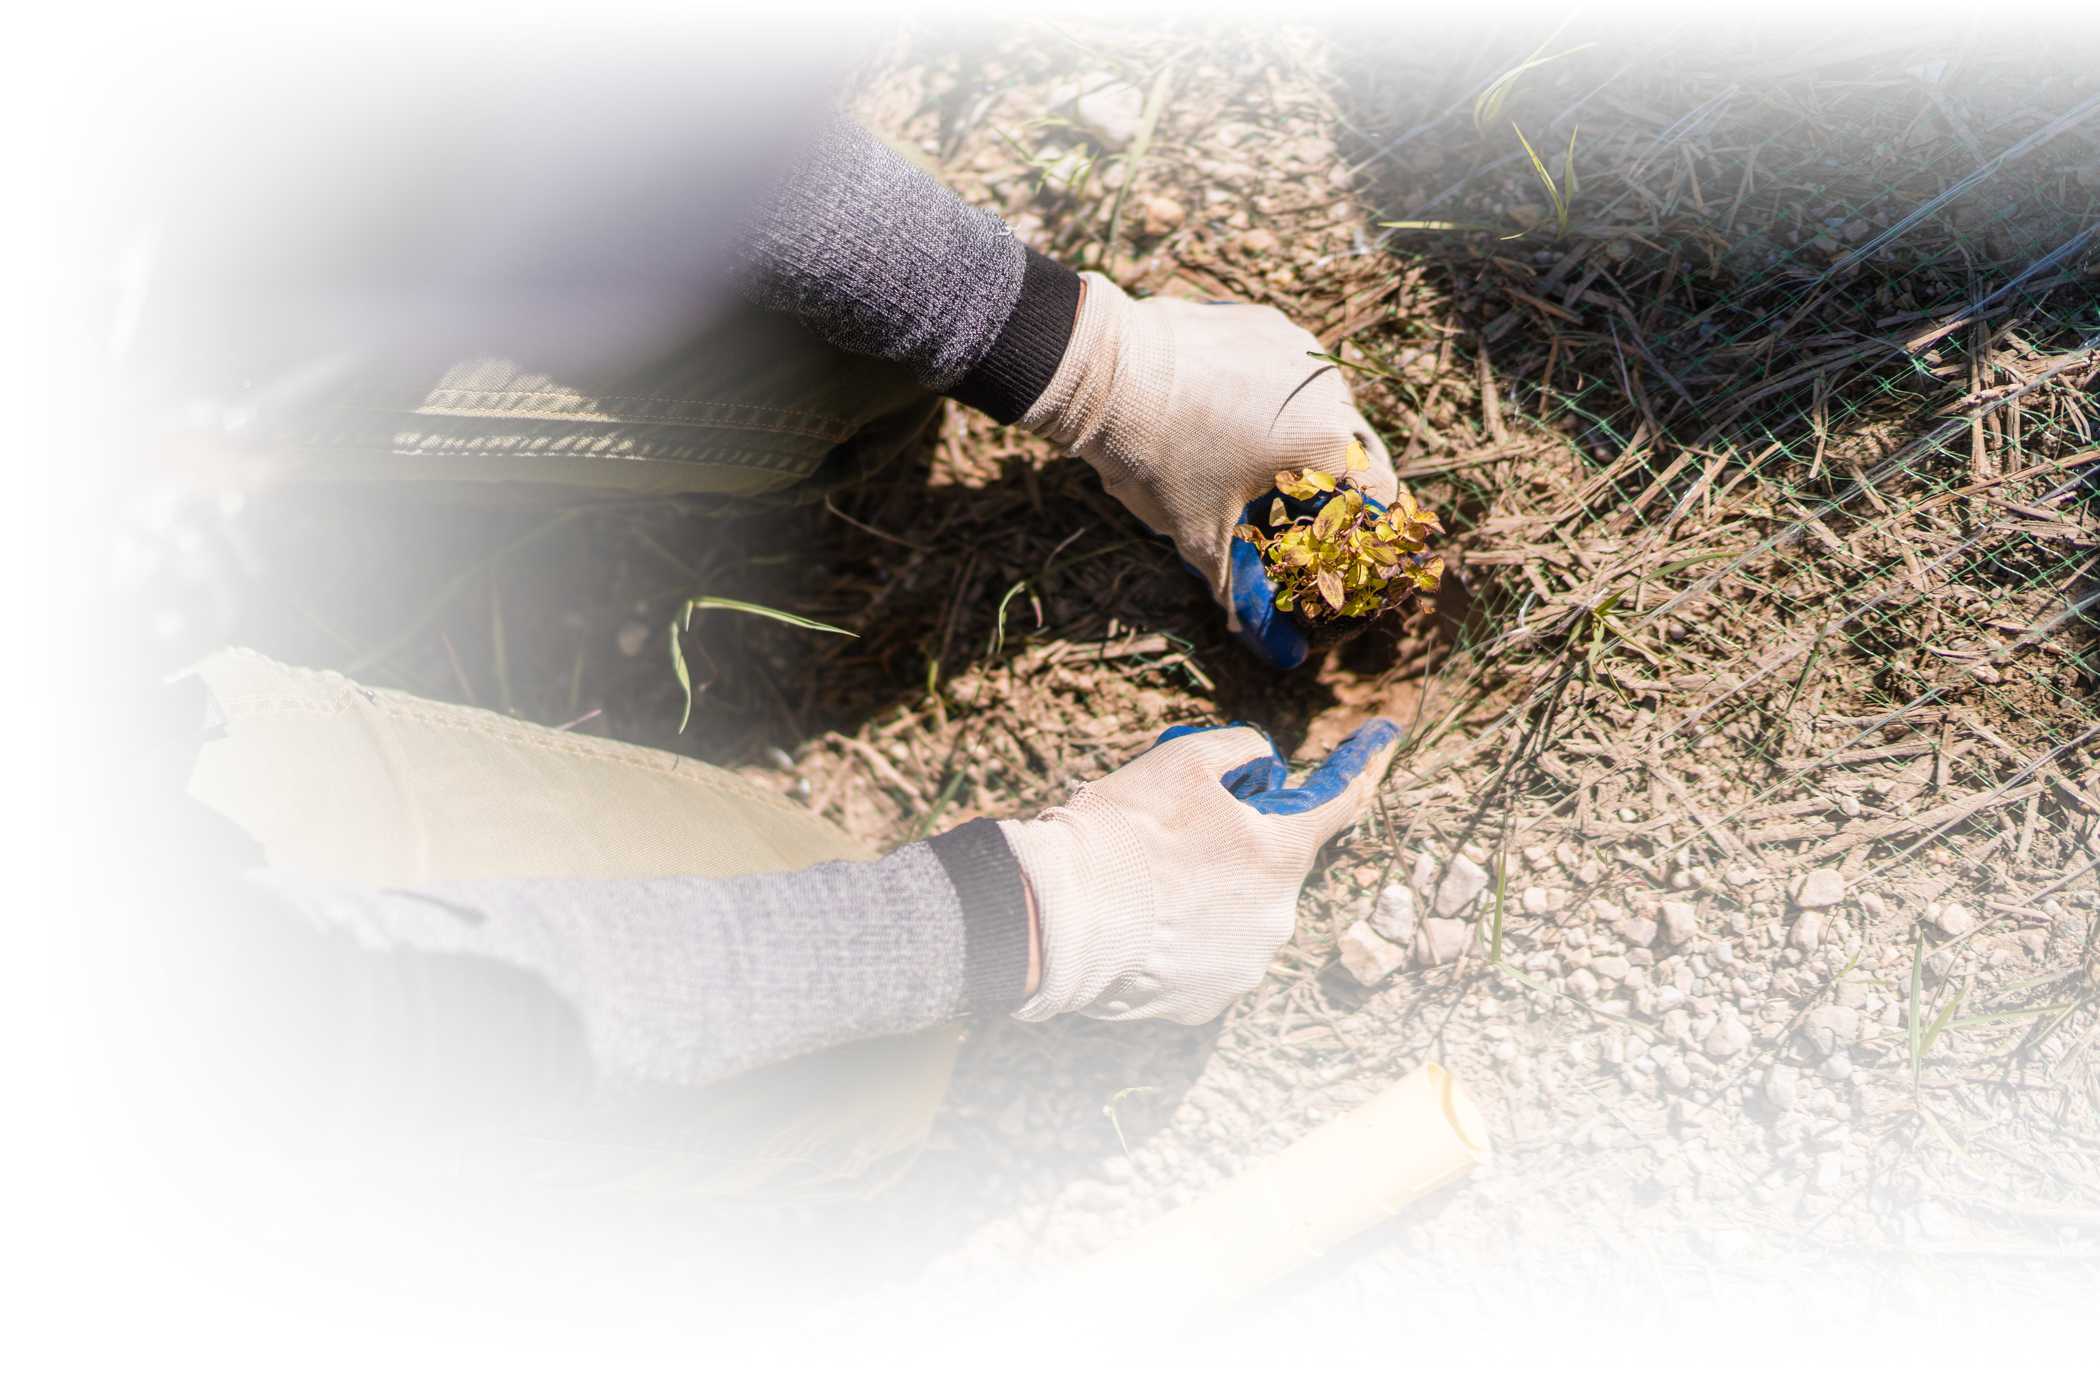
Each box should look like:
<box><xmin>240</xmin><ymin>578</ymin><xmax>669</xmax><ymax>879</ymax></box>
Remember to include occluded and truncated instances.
<box><xmin>1337</xmin><ymin>920</ymin><xmax>1407</xmax><ymax>986</ymax></box>
<box><xmin>1074</xmin><ymin>79</ymin><xmax>1145</xmax><ymax>147</ymax></box>
<box><xmin>1372</xmin><ymin>881</ymin><xmax>1419</xmax><ymax>946</ymax></box>
<box><xmin>1434</xmin><ymin>853</ymin><xmax>1492</xmax><ymax>916</ymax></box>
<box><xmin>1417</xmin><ymin>916</ymin><xmax>1474</xmax><ymax>966</ymax></box>
<box><xmin>1659</xmin><ymin>900</ymin><xmax>1700</xmax><ymax>945</ymax></box>
<box><xmin>1793</xmin><ymin>868</ymin><xmax>1846</xmax><ymax>909</ymax></box>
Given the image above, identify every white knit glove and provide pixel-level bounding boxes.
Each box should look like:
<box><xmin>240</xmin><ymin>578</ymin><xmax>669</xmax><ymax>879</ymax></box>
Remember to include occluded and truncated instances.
<box><xmin>1020</xmin><ymin>274</ymin><xmax>1400</xmax><ymax>617</ymax></box>
<box><xmin>998</xmin><ymin>719</ymin><xmax>1403</xmax><ymax>1024</ymax></box>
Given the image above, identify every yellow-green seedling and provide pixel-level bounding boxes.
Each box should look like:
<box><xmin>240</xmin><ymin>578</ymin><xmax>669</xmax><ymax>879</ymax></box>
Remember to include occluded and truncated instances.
<box><xmin>1232</xmin><ymin>441</ymin><xmax>1446</xmax><ymax>626</ymax></box>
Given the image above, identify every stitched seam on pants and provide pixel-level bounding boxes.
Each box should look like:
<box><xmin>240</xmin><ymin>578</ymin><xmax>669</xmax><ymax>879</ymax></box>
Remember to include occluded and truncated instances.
<box><xmin>414</xmin><ymin>389</ymin><xmax>860</xmax><ymax>435</ymax></box>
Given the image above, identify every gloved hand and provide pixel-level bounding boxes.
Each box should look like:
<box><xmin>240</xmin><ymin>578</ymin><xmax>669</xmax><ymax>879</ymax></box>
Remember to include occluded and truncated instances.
<box><xmin>1020</xmin><ymin>275</ymin><xmax>1399</xmax><ymax>668</ymax></box>
<box><xmin>999</xmin><ymin>719</ymin><xmax>1403</xmax><ymax>1024</ymax></box>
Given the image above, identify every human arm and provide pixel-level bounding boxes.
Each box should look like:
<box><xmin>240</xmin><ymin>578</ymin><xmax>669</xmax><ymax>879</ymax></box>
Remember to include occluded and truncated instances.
<box><xmin>266</xmin><ymin>820</ymin><xmax>1035</xmax><ymax>1090</ymax></box>
<box><xmin>265</xmin><ymin>720</ymin><xmax>1398</xmax><ymax>1089</ymax></box>
<box><xmin>738</xmin><ymin>115</ymin><xmax>1399</xmax><ymax>666</ymax></box>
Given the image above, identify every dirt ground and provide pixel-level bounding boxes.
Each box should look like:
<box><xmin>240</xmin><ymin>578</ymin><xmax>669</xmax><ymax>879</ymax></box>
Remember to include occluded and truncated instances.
<box><xmin>135</xmin><ymin>17</ymin><xmax>2100</xmax><ymax>1333</ymax></box>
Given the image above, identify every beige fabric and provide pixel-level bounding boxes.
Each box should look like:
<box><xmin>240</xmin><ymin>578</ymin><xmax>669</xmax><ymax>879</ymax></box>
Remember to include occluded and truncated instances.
<box><xmin>185</xmin><ymin>648</ymin><xmax>872</xmax><ymax>884</ymax></box>
<box><xmin>1021</xmin><ymin>274</ymin><xmax>1400</xmax><ymax>621</ymax></box>
<box><xmin>213</xmin><ymin>300</ymin><xmax>937</xmax><ymax>504</ymax></box>
<box><xmin>183</xmin><ymin>647</ymin><xmax>960</xmax><ymax>1195</ymax></box>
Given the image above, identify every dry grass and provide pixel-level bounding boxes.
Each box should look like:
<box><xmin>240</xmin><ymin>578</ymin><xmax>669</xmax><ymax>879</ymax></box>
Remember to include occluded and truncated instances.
<box><xmin>156</xmin><ymin>16</ymin><xmax>2100</xmax><ymax>1296</ymax></box>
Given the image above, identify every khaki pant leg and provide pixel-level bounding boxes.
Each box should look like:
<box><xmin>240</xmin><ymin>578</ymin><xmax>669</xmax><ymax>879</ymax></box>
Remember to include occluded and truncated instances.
<box><xmin>184</xmin><ymin>647</ymin><xmax>961</xmax><ymax>1195</ymax></box>
<box><xmin>234</xmin><ymin>301</ymin><xmax>939</xmax><ymax>504</ymax></box>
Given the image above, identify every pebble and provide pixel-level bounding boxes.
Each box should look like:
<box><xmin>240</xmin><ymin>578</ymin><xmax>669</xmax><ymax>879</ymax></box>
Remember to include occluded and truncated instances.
<box><xmin>1618</xmin><ymin>916</ymin><xmax>1661</xmax><ymax>949</ymax></box>
<box><xmin>1591</xmin><ymin>898</ymin><xmax>1628</xmax><ymax>924</ymax></box>
<box><xmin>1726</xmin><ymin>866</ymin><xmax>1765</xmax><ymax>887</ymax></box>
<box><xmin>1137</xmin><ymin>193</ymin><xmax>1186</xmax><ymax>238</ymax></box>
<box><xmin>1807</xmin><ymin>1004</ymin><xmax>1861</xmax><ymax>1041</ymax></box>
<box><xmin>1859</xmin><ymin>891</ymin><xmax>1889</xmax><ymax>920</ymax></box>
<box><xmin>1592</xmin><ymin>955</ymin><xmax>1632</xmax><ymax>981</ymax></box>
<box><xmin>1075</xmin><ymin>81</ymin><xmax>1145</xmax><ymax>148</ymax></box>
<box><xmin>1704</xmin><ymin>1017</ymin><xmax>1752</xmax><ymax>1058</ymax></box>
<box><xmin>1659</xmin><ymin>900</ymin><xmax>1700</xmax><ymax>945</ymax></box>
<box><xmin>1790</xmin><ymin>910</ymin><xmax>1825</xmax><ymax>953</ymax></box>
<box><xmin>1814</xmin><ymin>1153</ymin><xmax>1844</xmax><ymax>1193</ymax></box>
<box><xmin>1434</xmin><ymin>854</ymin><xmax>1491</xmax><ymax>917</ymax></box>
<box><xmin>1764</xmin><ymin>1063</ymin><xmax>1800</xmax><ymax>1110</ymax></box>
<box><xmin>1936</xmin><ymin>902</ymin><xmax>1978</xmax><ymax>937</ymax></box>
<box><xmin>1565</xmin><ymin>968</ymin><xmax>1600</xmax><ymax>1000</ymax></box>
<box><xmin>1372</xmin><ymin>882</ymin><xmax>1419</xmax><ymax>947</ymax></box>
<box><xmin>1338</xmin><ymin>920</ymin><xmax>1407</xmax><ymax>986</ymax></box>
<box><xmin>1521</xmin><ymin>886</ymin><xmax>1554</xmax><ymax>916</ymax></box>
<box><xmin>1793</xmin><ymin>868</ymin><xmax>1846</xmax><ymax>909</ymax></box>
<box><xmin>1409</xmin><ymin>850</ymin><xmax>1438</xmax><ymax>903</ymax></box>
<box><xmin>1233</xmin><ymin>228</ymin><xmax>1280</xmax><ymax>257</ymax></box>
<box><xmin>615</xmin><ymin>619</ymin><xmax>651</xmax><ymax>657</ymax></box>
<box><xmin>1416</xmin><ymin>917</ymin><xmax>1474</xmax><ymax>966</ymax></box>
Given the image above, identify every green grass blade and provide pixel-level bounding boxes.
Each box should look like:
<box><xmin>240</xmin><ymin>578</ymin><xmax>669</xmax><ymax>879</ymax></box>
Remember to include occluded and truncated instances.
<box><xmin>1472</xmin><ymin>36</ymin><xmax>1598</xmax><ymax>133</ymax></box>
<box><xmin>1919</xmin><ymin>982</ymin><xmax>1969</xmax><ymax>1060</ymax></box>
<box><xmin>1511</xmin><ymin>122</ymin><xmax>1568</xmax><ymax>236</ymax></box>
<box><xmin>669</xmin><ymin>622</ymin><xmax>695</xmax><ymax>734</ymax></box>
<box><xmin>686</xmin><ymin>595</ymin><xmax>859</xmax><ymax>637</ymax></box>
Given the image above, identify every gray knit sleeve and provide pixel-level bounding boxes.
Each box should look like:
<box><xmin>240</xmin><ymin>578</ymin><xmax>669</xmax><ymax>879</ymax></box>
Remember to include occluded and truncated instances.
<box><xmin>259</xmin><ymin>821</ymin><xmax>1031</xmax><ymax>1091</ymax></box>
<box><xmin>738</xmin><ymin>114</ymin><xmax>1081</xmax><ymax>421</ymax></box>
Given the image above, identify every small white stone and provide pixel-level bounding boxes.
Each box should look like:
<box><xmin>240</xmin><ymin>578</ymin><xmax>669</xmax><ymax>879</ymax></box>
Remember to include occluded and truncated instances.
<box><xmin>1074</xmin><ymin>80</ymin><xmax>1146</xmax><ymax>148</ymax></box>
<box><xmin>1372</xmin><ymin>882</ymin><xmax>1419</xmax><ymax>946</ymax></box>
<box><xmin>615</xmin><ymin>619</ymin><xmax>651</xmax><ymax>657</ymax></box>
<box><xmin>1566</xmin><ymin>968</ymin><xmax>1600</xmax><ymax>1000</ymax></box>
<box><xmin>1936</xmin><ymin>902</ymin><xmax>1978</xmax><ymax>937</ymax></box>
<box><xmin>1810</xmin><ymin>1004</ymin><xmax>1860</xmax><ymax>1037</ymax></box>
<box><xmin>1659</xmin><ymin>900</ymin><xmax>1699</xmax><ymax>944</ymax></box>
<box><xmin>1704</xmin><ymin>1017</ymin><xmax>1752</xmax><ymax>1058</ymax></box>
<box><xmin>1793</xmin><ymin>868</ymin><xmax>1846</xmax><ymax>909</ymax></box>
<box><xmin>1416</xmin><ymin>917</ymin><xmax>1474</xmax><ymax>966</ymax></box>
<box><xmin>1434</xmin><ymin>854</ymin><xmax>1492</xmax><ymax>917</ymax></box>
<box><xmin>1338</xmin><ymin>920</ymin><xmax>1407</xmax><ymax>986</ymax></box>
<box><xmin>1790</xmin><ymin>910</ymin><xmax>1825</xmax><ymax>953</ymax></box>
<box><xmin>1521</xmin><ymin>886</ymin><xmax>1554</xmax><ymax>916</ymax></box>
<box><xmin>1726</xmin><ymin>866</ymin><xmax>1765</xmax><ymax>887</ymax></box>
<box><xmin>1409</xmin><ymin>850</ymin><xmax>1438</xmax><ymax>903</ymax></box>
<box><xmin>1859</xmin><ymin>891</ymin><xmax>1889</xmax><ymax>920</ymax></box>
<box><xmin>1764</xmin><ymin>1063</ymin><xmax>1800</xmax><ymax>1110</ymax></box>
<box><xmin>1619</xmin><ymin>916</ymin><xmax>1661</xmax><ymax>949</ymax></box>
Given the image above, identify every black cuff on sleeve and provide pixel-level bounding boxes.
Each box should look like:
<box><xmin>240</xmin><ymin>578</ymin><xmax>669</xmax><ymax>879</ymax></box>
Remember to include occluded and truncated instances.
<box><xmin>925</xmin><ymin>818</ymin><xmax>1032</xmax><ymax>1012</ymax></box>
<box><xmin>949</xmin><ymin>247</ymin><xmax>1081</xmax><ymax>424</ymax></box>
